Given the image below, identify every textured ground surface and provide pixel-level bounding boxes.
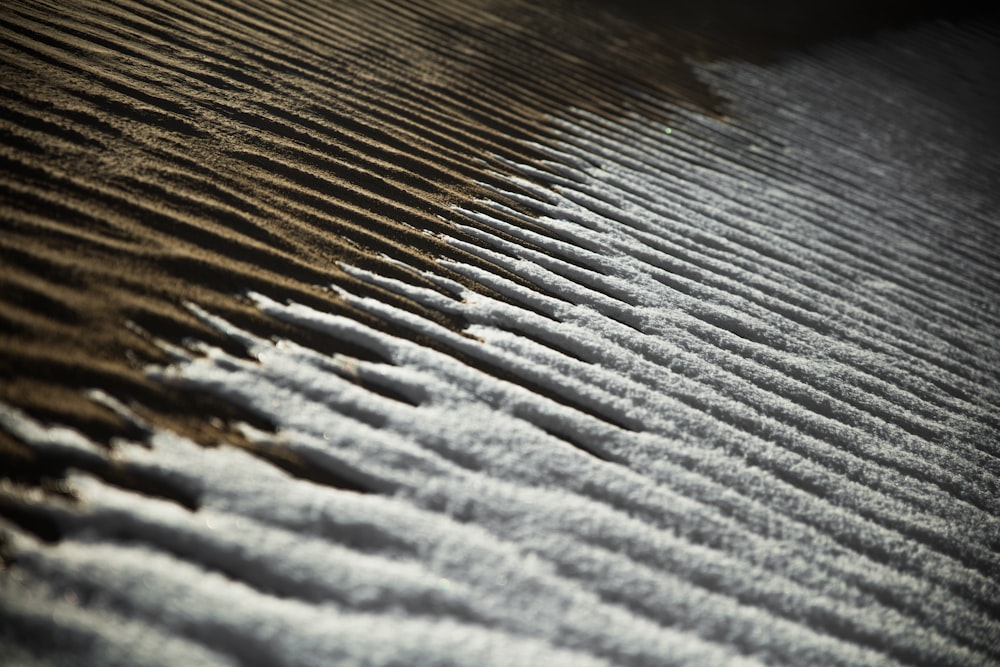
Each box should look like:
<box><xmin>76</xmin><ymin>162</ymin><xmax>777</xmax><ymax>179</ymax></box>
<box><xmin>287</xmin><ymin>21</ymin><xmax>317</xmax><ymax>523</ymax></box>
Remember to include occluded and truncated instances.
<box><xmin>1</xmin><ymin>1</ymin><xmax>999</xmax><ymax>665</ymax></box>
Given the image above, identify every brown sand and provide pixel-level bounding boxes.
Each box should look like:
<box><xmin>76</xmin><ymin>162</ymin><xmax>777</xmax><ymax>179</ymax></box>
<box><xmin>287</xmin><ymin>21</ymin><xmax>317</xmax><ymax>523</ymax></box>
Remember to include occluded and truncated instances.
<box><xmin>0</xmin><ymin>0</ymin><xmax>985</xmax><ymax>540</ymax></box>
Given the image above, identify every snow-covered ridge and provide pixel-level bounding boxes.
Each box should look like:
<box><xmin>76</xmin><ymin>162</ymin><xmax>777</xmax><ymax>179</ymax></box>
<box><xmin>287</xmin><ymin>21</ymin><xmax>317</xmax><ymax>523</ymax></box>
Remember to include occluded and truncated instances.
<box><xmin>3</xmin><ymin>19</ymin><xmax>1000</xmax><ymax>667</ymax></box>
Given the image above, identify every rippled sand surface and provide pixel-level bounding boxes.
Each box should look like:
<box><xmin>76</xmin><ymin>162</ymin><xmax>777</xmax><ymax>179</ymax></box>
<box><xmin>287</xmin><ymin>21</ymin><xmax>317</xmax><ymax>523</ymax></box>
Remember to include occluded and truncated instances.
<box><xmin>2</xmin><ymin>2</ymin><xmax>999</xmax><ymax>665</ymax></box>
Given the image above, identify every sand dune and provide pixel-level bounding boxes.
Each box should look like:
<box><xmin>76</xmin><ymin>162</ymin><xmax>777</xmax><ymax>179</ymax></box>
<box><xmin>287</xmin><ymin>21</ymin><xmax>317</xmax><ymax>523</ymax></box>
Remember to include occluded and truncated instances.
<box><xmin>2</xmin><ymin>1</ymin><xmax>999</xmax><ymax>665</ymax></box>
<box><xmin>0</xmin><ymin>0</ymin><xmax>725</xmax><ymax>475</ymax></box>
